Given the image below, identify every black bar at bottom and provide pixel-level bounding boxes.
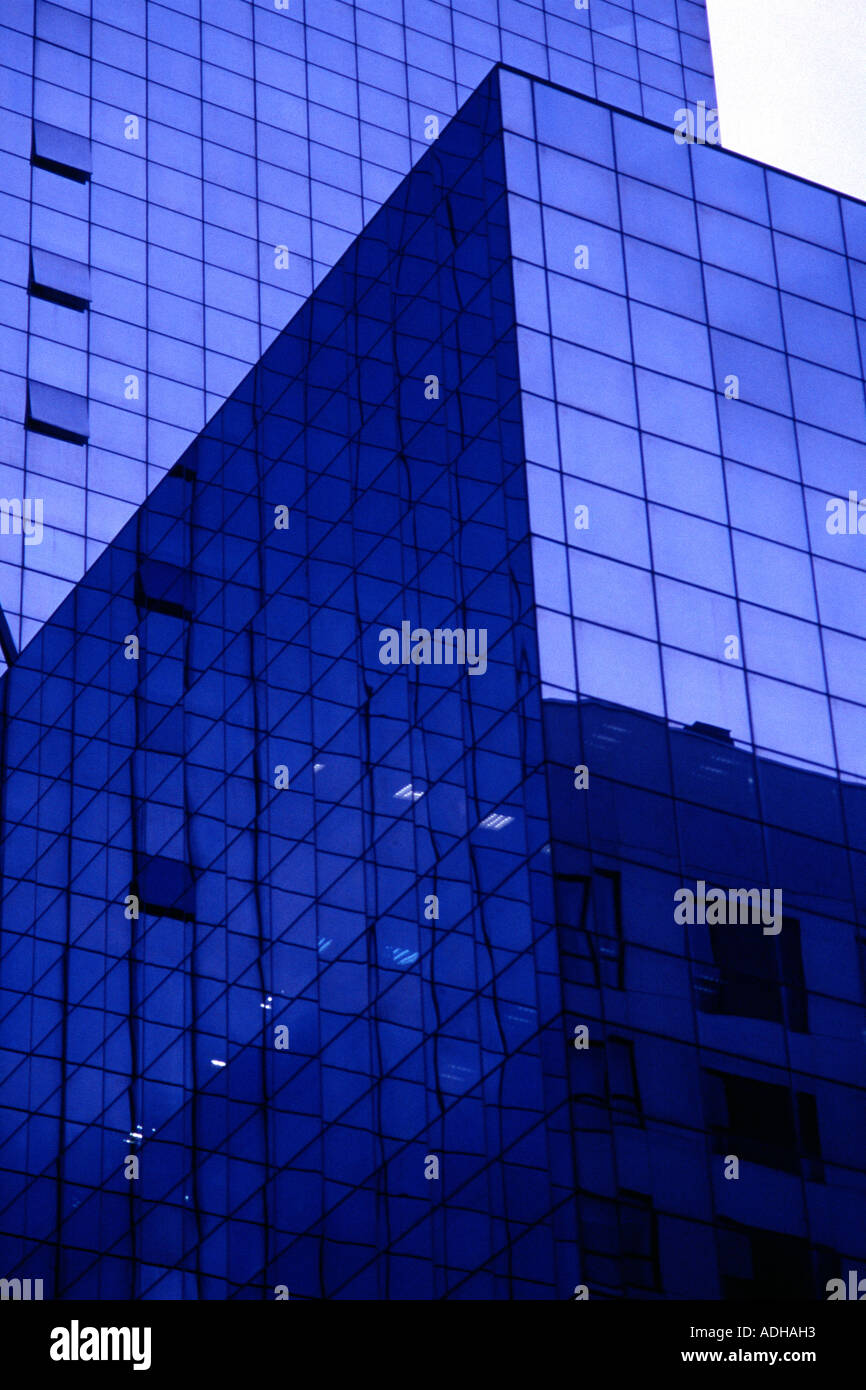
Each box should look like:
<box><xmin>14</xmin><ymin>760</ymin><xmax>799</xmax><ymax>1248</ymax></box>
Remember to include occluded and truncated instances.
<box><xmin>2</xmin><ymin>1298</ymin><xmax>861</xmax><ymax>1376</ymax></box>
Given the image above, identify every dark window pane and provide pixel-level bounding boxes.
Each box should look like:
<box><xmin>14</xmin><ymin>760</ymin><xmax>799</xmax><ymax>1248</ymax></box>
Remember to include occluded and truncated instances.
<box><xmin>31</xmin><ymin>120</ymin><xmax>92</xmax><ymax>181</ymax></box>
<box><xmin>30</xmin><ymin>247</ymin><xmax>91</xmax><ymax>310</ymax></box>
<box><xmin>136</xmin><ymin>559</ymin><xmax>193</xmax><ymax>619</ymax></box>
<box><xmin>26</xmin><ymin>379</ymin><xmax>89</xmax><ymax>443</ymax></box>
<box><xmin>134</xmin><ymin>854</ymin><xmax>195</xmax><ymax>920</ymax></box>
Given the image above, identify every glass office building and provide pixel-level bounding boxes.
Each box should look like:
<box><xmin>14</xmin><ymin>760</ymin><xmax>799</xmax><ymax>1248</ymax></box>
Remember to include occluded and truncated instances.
<box><xmin>0</xmin><ymin>0</ymin><xmax>715</xmax><ymax>658</ymax></box>
<box><xmin>1</xmin><ymin>3</ymin><xmax>865</xmax><ymax>1301</ymax></box>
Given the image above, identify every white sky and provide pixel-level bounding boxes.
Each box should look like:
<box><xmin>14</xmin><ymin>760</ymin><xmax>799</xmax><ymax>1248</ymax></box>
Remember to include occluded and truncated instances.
<box><xmin>705</xmin><ymin>0</ymin><xmax>866</xmax><ymax>202</ymax></box>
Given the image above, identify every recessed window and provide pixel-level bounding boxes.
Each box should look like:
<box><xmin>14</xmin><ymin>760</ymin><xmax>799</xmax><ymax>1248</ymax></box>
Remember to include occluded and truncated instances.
<box><xmin>26</xmin><ymin>380</ymin><xmax>89</xmax><ymax>444</ymax></box>
<box><xmin>705</xmin><ymin>1069</ymin><xmax>822</xmax><ymax>1178</ymax></box>
<box><xmin>135</xmin><ymin>559</ymin><xmax>193</xmax><ymax>619</ymax></box>
<box><xmin>133</xmin><ymin>854</ymin><xmax>195</xmax><ymax>921</ymax></box>
<box><xmin>718</xmin><ymin>1223</ymin><xmax>823</xmax><ymax>1300</ymax></box>
<box><xmin>31</xmin><ymin>121</ymin><xmax>91</xmax><ymax>182</ymax></box>
<box><xmin>696</xmin><ymin>912</ymin><xmax>807</xmax><ymax>1032</ymax></box>
<box><xmin>29</xmin><ymin>248</ymin><xmax>91</xmax><ymax>312</ymax></box>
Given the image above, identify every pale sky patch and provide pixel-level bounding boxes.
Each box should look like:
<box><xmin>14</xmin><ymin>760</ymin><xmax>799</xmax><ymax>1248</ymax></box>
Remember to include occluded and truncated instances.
<box><xmin>706</xmin><ymin>0</ymin><xmax>866</xmax><ymax>201</ymax></box>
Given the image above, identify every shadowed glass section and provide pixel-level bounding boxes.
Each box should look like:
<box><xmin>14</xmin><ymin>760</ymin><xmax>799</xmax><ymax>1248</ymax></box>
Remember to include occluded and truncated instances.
<box><xmin>0</xmin><ymin>71</ymin><xmax>577</xmax><ymax>1301</ymax></box>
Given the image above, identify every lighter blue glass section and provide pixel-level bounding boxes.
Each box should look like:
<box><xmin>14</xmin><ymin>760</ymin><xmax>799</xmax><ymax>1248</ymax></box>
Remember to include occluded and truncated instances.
<box><xmin>505</xmin><ymin>73</ymin><xmax>866</xmax><ymax>782</ymax></box>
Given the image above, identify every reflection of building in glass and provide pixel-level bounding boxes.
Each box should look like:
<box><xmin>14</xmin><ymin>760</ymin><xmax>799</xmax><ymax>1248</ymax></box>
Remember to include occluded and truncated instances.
<box><xmin>1</xmin><ymin>9</ymin><xmax>865</xmax><ymax>1300</ymax></box>
<box><xmin>548</xmin><ymin>698</ymin><xmax>864</xmax><ymax>1298</ymax></box>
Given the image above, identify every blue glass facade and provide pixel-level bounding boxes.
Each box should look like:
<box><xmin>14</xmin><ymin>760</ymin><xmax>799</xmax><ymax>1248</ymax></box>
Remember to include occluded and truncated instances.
<box><xmin>1</xmin><ymin>5</ymin><xmax>865</xmax><ymax>1305</ymax></box>
<box><xmin>548</xmin><ymin>697</ymin><xmax>866</xmax><ymax>1297</ymax></box>
<box><xmin>508</xmin><ymin>71</ymin><xmax>866</xmax><ymax>782</ymax></box>
<box><xmin>1</xmin><ymin>75</ymin><xmax>573</xmax><ymax>1298</ymax></box>
<box><xmin>0</xmin><ymin>0</ymin><xmax>715</xmax><ymax>660</ymax></box>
